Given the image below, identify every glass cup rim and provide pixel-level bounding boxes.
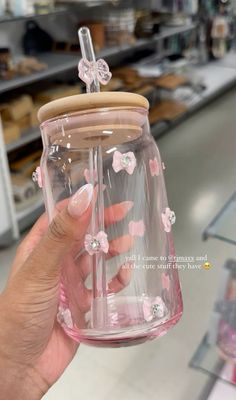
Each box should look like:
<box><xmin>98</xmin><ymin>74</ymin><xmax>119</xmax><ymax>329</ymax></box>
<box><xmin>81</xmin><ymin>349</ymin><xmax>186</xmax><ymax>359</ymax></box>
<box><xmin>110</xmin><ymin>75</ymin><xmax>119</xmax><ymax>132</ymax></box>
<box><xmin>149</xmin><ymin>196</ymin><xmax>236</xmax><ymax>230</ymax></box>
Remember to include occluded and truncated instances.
<box><xmin>40</xmin><ymin>105</ymin><xmax>148</xmax><ymax>130</ymax></box>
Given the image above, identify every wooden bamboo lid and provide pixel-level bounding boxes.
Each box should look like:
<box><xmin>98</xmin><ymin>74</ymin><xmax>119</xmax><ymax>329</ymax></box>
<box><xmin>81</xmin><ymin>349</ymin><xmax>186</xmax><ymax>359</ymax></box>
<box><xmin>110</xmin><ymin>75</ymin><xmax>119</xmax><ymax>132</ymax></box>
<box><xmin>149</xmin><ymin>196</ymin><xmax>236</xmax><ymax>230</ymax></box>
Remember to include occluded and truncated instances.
<box><xmin>38</xmin><ymin>91</ymin><xmax>149</xmax><ymax>124</ymax></box>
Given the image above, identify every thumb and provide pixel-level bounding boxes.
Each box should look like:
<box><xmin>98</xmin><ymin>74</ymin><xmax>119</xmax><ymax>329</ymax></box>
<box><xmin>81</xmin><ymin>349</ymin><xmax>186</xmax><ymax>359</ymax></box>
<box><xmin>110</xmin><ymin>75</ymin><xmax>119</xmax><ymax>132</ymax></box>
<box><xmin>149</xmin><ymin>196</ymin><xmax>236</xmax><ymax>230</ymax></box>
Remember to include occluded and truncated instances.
<box><xmin>22</xmin><ymin>183</ymin><xmax>94</xmax><ymax>280</ymax></box>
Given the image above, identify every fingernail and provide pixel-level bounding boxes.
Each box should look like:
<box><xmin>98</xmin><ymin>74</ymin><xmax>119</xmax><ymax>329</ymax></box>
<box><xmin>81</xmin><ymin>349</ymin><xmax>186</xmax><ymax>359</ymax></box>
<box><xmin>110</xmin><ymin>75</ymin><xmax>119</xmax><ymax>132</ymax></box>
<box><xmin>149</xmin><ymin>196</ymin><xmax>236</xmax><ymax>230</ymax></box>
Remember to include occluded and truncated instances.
<box><xmin>68</xmin><ymin>184</ymin><xmax>93</xmax><ymax>218</ymax></box>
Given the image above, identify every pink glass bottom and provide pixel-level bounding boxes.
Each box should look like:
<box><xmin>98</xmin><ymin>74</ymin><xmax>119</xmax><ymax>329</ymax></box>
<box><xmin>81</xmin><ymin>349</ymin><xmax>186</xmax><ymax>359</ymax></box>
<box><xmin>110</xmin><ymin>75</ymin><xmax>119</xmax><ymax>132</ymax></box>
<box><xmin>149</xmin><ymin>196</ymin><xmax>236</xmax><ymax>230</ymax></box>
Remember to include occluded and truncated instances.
<box><xmin>59</xmin><ymin>296</ymin><xmax>183</xmax><ymax>348</ymax></box>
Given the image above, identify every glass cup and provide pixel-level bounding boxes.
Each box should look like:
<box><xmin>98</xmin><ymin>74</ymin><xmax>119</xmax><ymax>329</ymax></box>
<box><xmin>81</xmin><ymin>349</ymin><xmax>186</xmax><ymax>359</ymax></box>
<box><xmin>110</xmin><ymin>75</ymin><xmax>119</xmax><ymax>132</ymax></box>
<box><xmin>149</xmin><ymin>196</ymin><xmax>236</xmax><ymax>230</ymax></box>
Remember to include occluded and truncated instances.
<box><xmin>37</xmin><ymin>91</ymin><xmax>183</xmax><ymax>347</ymax></box>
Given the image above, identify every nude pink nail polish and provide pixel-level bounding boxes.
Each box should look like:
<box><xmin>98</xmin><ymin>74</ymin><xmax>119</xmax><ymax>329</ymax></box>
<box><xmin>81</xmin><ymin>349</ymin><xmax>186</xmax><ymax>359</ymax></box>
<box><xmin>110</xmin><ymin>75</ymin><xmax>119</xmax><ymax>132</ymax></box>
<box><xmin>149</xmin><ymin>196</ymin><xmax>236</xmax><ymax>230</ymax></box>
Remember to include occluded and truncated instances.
<box><xmin>68</xmin><ymin>184</ymin><xmax>93</xmax><ymax>218</ymax></box>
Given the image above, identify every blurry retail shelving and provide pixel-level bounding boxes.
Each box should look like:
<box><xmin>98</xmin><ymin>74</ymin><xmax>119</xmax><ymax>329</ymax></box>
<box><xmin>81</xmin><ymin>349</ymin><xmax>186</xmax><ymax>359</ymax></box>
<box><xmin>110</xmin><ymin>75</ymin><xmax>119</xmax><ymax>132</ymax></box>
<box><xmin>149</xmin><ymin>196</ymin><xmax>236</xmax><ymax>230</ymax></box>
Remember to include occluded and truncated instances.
<box><xmin>0</xmin><ymin>23</ymin><xmax>197</xmax><ymax>94</ymax></box>
<box><xmin>0</xmin><ymin>0</ymin><xmax>236</xmax><ymax>245</ymax></box>
<box><xmin>203</xmin><ymin>191</ymin><xmax>236</xmax><ymax>245</ymax></box>
<box><xmin>0</xmin><ymin>53</ymin><xmax>78</xmax><ymax>94</ymax></box>
<box><xmin>207</xmin><ymin>380</ymin><xmax>236</xmax><ymax>400</ymax></box>
<box><xmin>6</xmin><ymin>127</ymin><xmax>41</xmax><ymax>153</ymax></box>
<box><xmin>16</xmin><ymin>194</ymin><xmax>44</xmax><ymax>231</ymax></box>
<box><xmin>190</xmin><ymin>334</ymin><xmax>236</xmax><ymax>388</ymax></box>
<box><xmin>190</xmin><ymin>195</ymin><xmax>236</xmax><ymax>399</ymax></box>
<box><xmin>0</xmin><ymin>6</ymin><xmax>67</xmax><ymax>23</ymax></box>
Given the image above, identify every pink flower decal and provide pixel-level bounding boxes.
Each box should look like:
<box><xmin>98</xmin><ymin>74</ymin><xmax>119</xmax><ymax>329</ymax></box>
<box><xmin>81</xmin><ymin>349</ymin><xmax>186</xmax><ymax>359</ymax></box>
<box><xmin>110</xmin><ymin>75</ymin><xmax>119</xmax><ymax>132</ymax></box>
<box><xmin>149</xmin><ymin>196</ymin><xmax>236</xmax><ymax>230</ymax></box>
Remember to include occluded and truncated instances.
<box><xmin>57</xmin><ymin>306</ymin><xmax>73</xmax><ymax>329</ymax></box>
<box><xmin>129</xmin><ymin>220</ymin><xmax>145</xmax><ymax>237</ymax></box>
<box><xmin>84</xmin><ymin>168</ymin><xmax>98</xmax><ymax>183</ymax></box>
<box><xmin>84</xmin><ymin>231</ymin><xmax>109</xmax><ymax>256</ymax></box>
<box><xmin>32</xmin><ymin>166</ymin><xmax>43</xmax><ymax>188</ymax></box>
<box><xmin>78</xmin><ymin>58</ymin><xmax>112</xmax><ymax>87</ymax></box>
<box><xmin>143</xmin><ymin>296</ymin><xmax>167</xmax><ymax>322</ymax></box>
<box><xmin>162</xmin><ymin>208</ymin><xmax>176</xmax><ymax>233</ymax></box>
<box><xmin>162</xmin><ymin>273</ymin><xmax>170</xmax><ymax>291</ymax></box>
<box><xmin>112</xmin><ymin>151</ymin><xmax>136</xmax><ymax>175</ymax></box>
<box><xmin>149</xmin><ymin>157</ymin><xmax>160</xmax><ymax>177</ymax></box>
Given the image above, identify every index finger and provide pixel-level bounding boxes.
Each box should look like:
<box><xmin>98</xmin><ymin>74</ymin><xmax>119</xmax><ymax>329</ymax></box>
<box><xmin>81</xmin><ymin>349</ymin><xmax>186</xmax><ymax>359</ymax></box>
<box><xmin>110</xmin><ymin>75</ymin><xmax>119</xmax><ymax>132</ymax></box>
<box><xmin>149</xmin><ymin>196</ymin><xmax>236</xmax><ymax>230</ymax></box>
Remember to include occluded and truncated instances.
<box><xmin>16</xmin><ymin>197</ymin><xmax>133</xmax><ymax>265</ymax></box>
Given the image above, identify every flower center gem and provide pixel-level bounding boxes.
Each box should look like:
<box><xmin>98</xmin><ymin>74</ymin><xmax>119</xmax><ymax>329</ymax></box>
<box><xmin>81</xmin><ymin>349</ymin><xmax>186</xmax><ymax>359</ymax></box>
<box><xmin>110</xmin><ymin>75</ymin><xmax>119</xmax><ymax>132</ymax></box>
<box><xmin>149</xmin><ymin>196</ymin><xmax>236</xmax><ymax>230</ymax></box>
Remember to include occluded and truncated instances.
<box><xmin>152</xmin><ymin>304</ymin><xmax>161</xmax><ymax>316</ymax></box>
<box><xmin>152</xmin><ymin>303</ymin><xmax>165</xmax><ymax>318</ymax></box>
<box><xmin>121</xmin><ymin>155</ymin><xmax>132</xmax><ymax>168</ymax></box>
<box><xmin>169</xmin><ymin>211</ymin><xmax>176</xmax><ymax>225</ymax></box>
<box><xmin>32</xmin><ymin>171</ymin><xmax>39</xmax><ymax>183</ymax></box>
<box><xmin>90</xmin><ymin>238</ymin><xmax>101</xmax><ymax>252</ymax></box>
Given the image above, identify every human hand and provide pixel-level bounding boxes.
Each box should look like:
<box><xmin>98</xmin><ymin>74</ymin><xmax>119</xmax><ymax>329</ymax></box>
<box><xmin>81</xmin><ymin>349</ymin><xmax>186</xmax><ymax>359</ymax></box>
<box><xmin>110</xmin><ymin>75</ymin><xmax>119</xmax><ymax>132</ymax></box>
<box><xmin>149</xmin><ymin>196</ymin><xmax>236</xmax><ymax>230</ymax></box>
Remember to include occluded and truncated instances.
<box><xmin>0</xmin><ymin>184</ymin><xmax>133</xmax><ymax>400</ymax></box>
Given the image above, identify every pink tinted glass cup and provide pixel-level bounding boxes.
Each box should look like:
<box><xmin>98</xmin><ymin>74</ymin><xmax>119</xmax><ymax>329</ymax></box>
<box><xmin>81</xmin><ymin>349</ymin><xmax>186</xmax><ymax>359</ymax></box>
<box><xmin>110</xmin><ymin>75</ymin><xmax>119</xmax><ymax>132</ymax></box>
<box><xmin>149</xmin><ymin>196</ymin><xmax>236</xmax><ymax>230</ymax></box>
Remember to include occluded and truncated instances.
<box><xmin>38</xmin><ymin>92</ymin><xmax>183</xmax><ymax>347</ymax></box>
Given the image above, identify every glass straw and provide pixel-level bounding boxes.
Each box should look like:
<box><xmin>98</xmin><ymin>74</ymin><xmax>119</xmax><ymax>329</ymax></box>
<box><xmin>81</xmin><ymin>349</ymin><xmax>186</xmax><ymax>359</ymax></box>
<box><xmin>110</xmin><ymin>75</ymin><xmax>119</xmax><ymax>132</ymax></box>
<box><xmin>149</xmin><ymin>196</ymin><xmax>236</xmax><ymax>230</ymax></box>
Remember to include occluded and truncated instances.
<box><xmin>78</xmin><ymin>26</ymin><xmax>100</xmax><ymax>93</ymax></box>
<box><xmin>78</xmin><ymin>27</ymin><xmax>108</xmax><ymax>328</ymax></box>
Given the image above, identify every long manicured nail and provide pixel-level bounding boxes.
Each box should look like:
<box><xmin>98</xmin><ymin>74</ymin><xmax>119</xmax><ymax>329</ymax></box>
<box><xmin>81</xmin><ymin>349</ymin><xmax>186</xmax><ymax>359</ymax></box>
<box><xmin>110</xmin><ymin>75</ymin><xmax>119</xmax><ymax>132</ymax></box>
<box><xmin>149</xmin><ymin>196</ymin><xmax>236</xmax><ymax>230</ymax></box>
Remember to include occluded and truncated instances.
<box><xmin>68</xmin><ymin>184</ymin><xmax>93</xmax><ymax>218</ymax></box>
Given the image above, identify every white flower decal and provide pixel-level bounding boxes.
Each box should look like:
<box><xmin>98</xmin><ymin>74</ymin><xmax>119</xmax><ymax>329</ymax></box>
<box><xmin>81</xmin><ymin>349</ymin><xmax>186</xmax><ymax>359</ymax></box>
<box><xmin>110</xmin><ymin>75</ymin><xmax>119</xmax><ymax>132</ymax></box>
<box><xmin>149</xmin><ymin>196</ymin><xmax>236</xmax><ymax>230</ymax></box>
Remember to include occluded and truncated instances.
<box><xmin>143</xmin><ymin>296</ymin><xmax>167</xmax><ymax>322</ymax></box>
<box><xmin>112</xmin><ymin>151</ymin><xmax>136</xmax><ymax>175</ymax></box>
<box><xmin>162</xmin><ymin>208</ymin><xmax>176</xmax><ymax>233</ymax></box>
<box><xmin>84</xmin><ymin>231</ymin><xmax>109</xmax><ymax>256</ymax></box>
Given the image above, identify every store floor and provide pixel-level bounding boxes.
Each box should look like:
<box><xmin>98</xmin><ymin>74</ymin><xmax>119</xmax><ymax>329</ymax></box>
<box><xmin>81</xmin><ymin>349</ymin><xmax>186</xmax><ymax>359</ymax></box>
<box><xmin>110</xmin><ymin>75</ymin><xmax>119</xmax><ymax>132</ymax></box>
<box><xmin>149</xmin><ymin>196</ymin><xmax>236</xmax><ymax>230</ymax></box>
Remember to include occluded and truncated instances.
<box><xmin>1</xmin><ymin>88</ymin><xmax>236</xmax><ymax>399</ymax></box>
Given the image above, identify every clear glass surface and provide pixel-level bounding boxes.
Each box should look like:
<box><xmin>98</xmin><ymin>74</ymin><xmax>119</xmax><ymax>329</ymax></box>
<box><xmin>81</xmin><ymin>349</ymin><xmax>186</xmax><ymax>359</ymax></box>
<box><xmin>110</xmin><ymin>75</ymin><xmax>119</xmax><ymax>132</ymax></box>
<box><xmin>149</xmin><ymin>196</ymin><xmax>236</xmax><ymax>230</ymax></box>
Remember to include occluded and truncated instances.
<box><xmin>40</xmin><ymin>104</ymin><xmax>183</xmax><ymax>347</ymax></box>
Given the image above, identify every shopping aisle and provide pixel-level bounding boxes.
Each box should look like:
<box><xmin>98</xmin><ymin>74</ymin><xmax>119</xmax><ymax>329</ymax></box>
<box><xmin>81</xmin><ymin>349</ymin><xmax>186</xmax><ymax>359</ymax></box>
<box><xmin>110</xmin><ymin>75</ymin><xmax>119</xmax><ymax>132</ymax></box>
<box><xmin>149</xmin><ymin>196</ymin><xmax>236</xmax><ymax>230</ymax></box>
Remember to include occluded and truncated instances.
<box><xmin>1</xmin><ymin>88</ymin><xmax>236</xmax><ymax>400</ymax></box>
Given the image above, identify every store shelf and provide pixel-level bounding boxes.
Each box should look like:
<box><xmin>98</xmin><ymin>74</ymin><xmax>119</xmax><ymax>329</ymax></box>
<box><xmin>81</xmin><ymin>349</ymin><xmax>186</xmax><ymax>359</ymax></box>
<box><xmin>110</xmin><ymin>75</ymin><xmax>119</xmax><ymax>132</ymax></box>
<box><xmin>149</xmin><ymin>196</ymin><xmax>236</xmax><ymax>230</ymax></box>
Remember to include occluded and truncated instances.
<box><xmin>193</xmin><ymin>63</ymin><xmax>236</xmax><ymax>105</ymax></box>
<box><xmin>151</xmin><ymin>55</ymin><xmax>236</xmax><ymax>140</ymax></box>
<box><xmin>203</xmin><ymin>191</ymin><xmax>236</xmax><ymax>245</ymax></box>
<box><xmin>0</xmin><ymin>7</ymin><xmax>67</xmax><ymax>23</ymax></box>
<box><xmin>0</xmin><ymin>23</ymin><xmax>197</xmax><ymax>95</ymax></box>
<box><xmin>57</xmin><ymin>0</ymin><xmax>114</xmax><ymax>8</ymax></box>
<box><xmin>16</xmin><ymin>195</ymin><xmax>44</xmax><ymax>231</ymax></box>
<box><xmin>5</xmin><ymin>49</ymin><xmax>236</xmax><ymax>154</ymax></box>
<box><xmin>207</xmin><ymin>379</ymin><xmax>236</xmax><ymax>400</ymax></box>
<box><xmin>190</xmin><ymin>334</ymin><xmax>236</xmax><ymax>387</ymax></box>
<box><xmin>198</xmin><ymin>374</ymin><xmax>236</xmax><ymax>400</ymax></box>
<box><xmin>151</xmin><ymin>121</ymin><xmax>169</xmax><ymax>137</ymax></box>
<box><xmin>6</xmin><ymin>127</ymin><xmax>41</xmax><ymax>153</ymax></box>
<box><xmin>155</xmin><ymin>23</ymin><xmax>197</xmax><ymax>40</ymax></box>
<box><xmin>101</xmin><ymin>23</ymin><xmax>197</xmax><ymax>57</ymax></box>
<box><xmin>0</xmin><ymin>53</ymin><xmax>79</xmax><ymax>94</ymax></box>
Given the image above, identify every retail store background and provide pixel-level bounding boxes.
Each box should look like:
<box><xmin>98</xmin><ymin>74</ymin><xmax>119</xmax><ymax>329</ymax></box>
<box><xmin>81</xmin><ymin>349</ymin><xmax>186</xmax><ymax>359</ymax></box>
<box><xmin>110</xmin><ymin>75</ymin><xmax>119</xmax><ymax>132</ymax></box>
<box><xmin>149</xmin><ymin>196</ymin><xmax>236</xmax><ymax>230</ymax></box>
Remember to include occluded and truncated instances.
<box><xmin>0</xmin><ymin>1</ymin><xmax>236</xmax><ymax>399</ymax></box>
<box><xmin>1</xmin><ymin>87</ymin><xmax>236</xmax><ymax>400</ymax></box>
